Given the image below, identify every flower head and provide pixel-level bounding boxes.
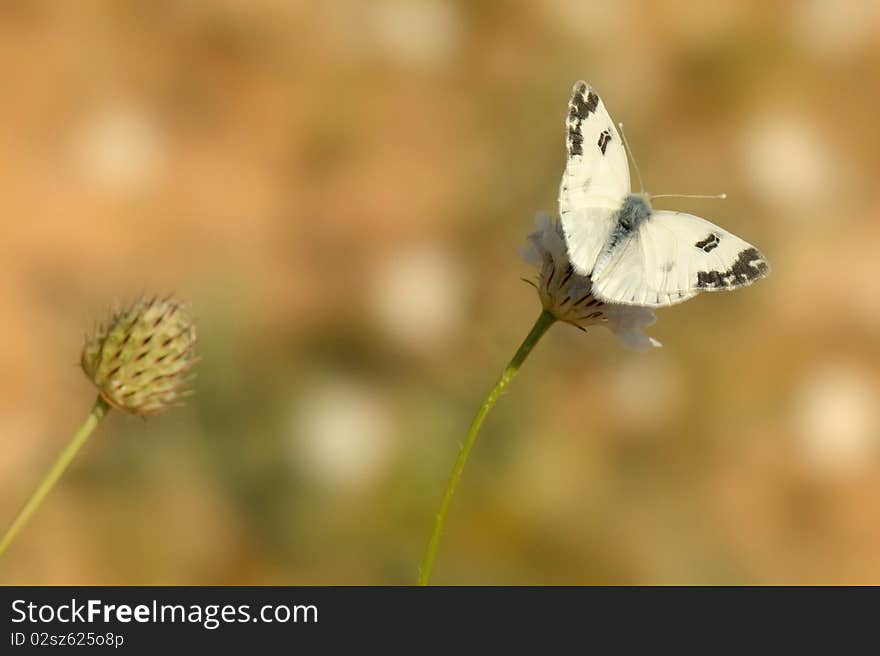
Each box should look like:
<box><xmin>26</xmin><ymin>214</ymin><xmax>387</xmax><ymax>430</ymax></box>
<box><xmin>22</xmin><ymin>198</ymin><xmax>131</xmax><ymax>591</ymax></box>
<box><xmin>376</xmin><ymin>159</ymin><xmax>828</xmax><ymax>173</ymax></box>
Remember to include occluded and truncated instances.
<box><xmin>81</xmin><ymin>295</ymin><xmax>198</xmax><ymax>415</ymax></box>
<box><xmin>520</xmin><ymin>213</ymin><xmax>661</xmax><ymax>351</ymax></box>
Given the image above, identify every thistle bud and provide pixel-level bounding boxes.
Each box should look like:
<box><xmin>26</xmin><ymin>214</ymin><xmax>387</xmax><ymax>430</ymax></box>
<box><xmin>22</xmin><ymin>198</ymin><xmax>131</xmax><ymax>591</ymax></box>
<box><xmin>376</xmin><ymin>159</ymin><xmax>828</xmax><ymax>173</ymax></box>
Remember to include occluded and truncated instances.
<box><xmin>81</xmin><ymin>295</ymin><xmax>198</xmax><ymax>415</ymax></box>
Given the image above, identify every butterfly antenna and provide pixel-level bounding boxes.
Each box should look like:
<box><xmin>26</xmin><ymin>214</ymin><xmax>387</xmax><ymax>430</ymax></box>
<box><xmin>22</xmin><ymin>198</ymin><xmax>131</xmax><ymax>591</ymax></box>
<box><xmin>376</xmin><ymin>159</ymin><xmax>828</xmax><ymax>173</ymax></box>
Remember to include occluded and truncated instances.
<box><xmin>617</xmin><ymin>122</ymin><xmax>645</xmax><ymax>195</ymax></box>
<box><xmin>650</xmin><ymin>193</ymin><xmax>727</xmax><ymax>200</ymax></box>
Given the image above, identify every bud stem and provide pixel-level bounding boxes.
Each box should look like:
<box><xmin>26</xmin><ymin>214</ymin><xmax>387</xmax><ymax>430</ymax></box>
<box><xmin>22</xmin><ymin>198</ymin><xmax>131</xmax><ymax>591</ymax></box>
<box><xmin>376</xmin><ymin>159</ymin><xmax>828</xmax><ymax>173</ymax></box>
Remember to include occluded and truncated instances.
<box><xmin>418</xmin><ymin>310</ymin><xmax>556</xmax><ymax>585</ymax></box>
<box><xmin>0</xmin><ymin>396</ymin><xmax>111</xmax><ymax>558</ymax></box>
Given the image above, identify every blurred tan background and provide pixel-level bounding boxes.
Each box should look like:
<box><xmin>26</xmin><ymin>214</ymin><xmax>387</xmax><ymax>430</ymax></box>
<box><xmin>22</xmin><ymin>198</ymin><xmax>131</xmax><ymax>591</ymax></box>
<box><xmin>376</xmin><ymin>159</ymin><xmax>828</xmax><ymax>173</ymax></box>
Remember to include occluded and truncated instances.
<box><xmin>2</xmin><ymin>0</ymin><xmax>879</xmax><ymax>585</ymax></box>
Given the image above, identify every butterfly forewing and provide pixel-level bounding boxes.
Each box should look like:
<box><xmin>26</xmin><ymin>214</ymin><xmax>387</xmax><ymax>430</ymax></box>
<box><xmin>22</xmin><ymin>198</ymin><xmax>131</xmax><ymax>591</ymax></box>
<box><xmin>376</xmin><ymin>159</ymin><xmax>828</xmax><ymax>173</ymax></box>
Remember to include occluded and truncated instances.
<box><xmin>558</xmin><ymin>81</ymin><xmax>631</xmax><ymax>277</ymax></box>
<box><xmin>590</xmin><ymin>211</ymin><xmax>769</xmax><ymax>307</ymax></box>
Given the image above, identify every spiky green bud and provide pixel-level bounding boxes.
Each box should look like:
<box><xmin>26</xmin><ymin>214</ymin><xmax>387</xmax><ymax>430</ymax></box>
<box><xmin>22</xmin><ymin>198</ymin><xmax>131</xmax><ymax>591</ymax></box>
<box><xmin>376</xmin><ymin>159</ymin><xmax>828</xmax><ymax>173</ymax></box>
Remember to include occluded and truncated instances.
<box><xmin>81</xmin><ymin>296</ymin><xmax>198</xmax><ymax>416</ymax></box>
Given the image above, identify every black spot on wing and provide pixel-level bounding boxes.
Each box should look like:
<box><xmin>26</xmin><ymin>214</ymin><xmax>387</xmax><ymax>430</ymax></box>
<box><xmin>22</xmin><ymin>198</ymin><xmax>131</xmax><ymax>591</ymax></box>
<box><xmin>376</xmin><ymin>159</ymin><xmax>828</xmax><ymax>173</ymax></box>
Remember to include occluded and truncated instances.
<box><xmin>568</xmin><ymin>124</ymin><xmax>584</xmax><ymax>156</ymax></box>
<box><xmin>569</xmin><ymin>84</ymin><xmax>598</xmax><ymax>121</ymax></box>
<box><xmin>696</xmin><ymin>247</ymin><xmax>768</xmax><ymax>289</ymax></box>
<box><xmin>597</xmin><ymin>129</ymin><xmax>612</xmax><ymax>155</ymax></box>
<box><xmin>566</xmin><ymin>83</ymin><xmax>600</xmax><ymax>158</ymax></box>
<box><xmin>694</xmin><ymin>233</ymin><xmax>720</xmax><ymax>253</ymax></box>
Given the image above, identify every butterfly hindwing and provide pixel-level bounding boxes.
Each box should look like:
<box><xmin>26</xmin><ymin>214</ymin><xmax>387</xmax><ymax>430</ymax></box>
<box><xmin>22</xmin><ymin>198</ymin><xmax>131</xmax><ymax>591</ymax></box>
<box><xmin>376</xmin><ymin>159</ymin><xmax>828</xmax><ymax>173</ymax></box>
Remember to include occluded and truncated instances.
<box><xmin>558</xmin><ymin>81</ymin><xmax>630</xmax><ymax>277</ymax></box>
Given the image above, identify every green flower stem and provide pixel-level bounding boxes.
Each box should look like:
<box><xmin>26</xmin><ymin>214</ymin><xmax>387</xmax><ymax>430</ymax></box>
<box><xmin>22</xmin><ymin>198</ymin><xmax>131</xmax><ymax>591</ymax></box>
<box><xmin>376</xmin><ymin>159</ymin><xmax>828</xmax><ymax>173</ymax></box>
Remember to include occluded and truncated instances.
<box><xmin>418</xmin><ymin>310</ymin><xmax>556</xmax><ymax>585</ymax></box>
<box><xmin>0</xmin><ymin>396</ymin><xmax>111</xmax><ymax>558</ymax></box>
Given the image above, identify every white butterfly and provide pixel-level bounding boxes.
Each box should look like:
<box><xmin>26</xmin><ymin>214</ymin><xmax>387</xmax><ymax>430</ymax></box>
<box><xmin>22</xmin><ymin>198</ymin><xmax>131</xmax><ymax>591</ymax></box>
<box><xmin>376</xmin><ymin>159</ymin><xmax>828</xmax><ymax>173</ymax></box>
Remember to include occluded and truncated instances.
<box><xmin>558</xmin><ymin>81</ymin><xmax>769</xmax><ymax>307</ymax></box>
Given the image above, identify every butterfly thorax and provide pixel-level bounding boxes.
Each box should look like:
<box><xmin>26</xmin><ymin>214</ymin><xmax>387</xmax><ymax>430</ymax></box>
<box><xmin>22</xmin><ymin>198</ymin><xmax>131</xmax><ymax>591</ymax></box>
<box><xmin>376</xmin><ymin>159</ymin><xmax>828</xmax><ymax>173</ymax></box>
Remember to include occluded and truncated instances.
<box><xmin>618</xmin><ymin>194</ymin><xmax>652</xmax><ymax>231</ymax></box>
